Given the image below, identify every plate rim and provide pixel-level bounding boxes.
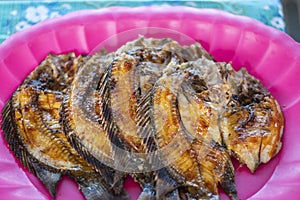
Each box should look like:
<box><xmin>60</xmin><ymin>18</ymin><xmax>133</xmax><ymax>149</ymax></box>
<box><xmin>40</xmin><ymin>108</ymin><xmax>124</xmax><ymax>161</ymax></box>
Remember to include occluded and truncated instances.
<box><xmin>0</xmin><ymin>6</ymin><xmax>299</xmax><ymax>200</ymax></box>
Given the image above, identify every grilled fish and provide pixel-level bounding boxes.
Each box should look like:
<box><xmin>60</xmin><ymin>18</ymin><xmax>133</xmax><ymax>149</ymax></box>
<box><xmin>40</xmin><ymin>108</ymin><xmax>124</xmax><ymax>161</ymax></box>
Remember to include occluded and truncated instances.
<box><xmin>175</xmin><ymin>58</ymin><xmax>284</xmax><ymax>173</ymax></box>
<box><xmin>106</xmin><ymin>37</ymin><xmax>214</xmax><ymax>199</ymax></box>
<box><xmin>1</xmin><ymin>36</ymin><xmax>284</xmax><ymax>200</ymax></box>
<box><xmin>147</xmin><ymin>65</ymin><xmax>237</xmax><ymax>199</ymax></box>
<box><xmin>220</xmin><ymin>68</ymin><xmax>284</xmax><ymax>172</ymax></box>
<box><xmin>1</xmin><ymin>53</ymin><xmax>126</xmax><ymax>199</ymax></box>
<box><xmin>177</xmin><ymin>66</ymin><xmax>237</xmax><ymax>199</ymax></box>
<box><xmin>61</xmin><ymin>52</ymin><xmax>127</xmax><ymax>196</ymax></box>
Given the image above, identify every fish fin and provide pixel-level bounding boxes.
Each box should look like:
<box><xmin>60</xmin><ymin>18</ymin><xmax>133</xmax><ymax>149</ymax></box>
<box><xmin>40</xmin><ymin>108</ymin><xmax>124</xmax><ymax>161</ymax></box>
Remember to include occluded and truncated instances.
<box><xmin>74</xmin><ymin>173</ymin><xmax>128</xmax><ymax>200</ymax></box>
<box><xmin>96</xmin><ymin>63</ymin><xmax>136</xmax><ymax>174</ymax></box>
<box><xmin>219</xmin><ymin>160</ymin><xmax>237</xmax><ymax>200</ymax></box>
<box><xmin>165</xmin><ymin>189</ymin><xmax>180</xmax><ymax>200</ymax></box>
<box><xmin>61</xmin><ymin>92</ymin><xmax>123</xmax><ymax>188</ymax></box>
<box><xmin>65</xmin><ymin>126</ymin><xmax>124</xmax><ymax>190</ymax></box>
<box><xmin>94</xmin><ymin>65</ymin><xmax>129</xmax><ymax>191</ymax></box>
<box><xmin>136</xmin><ymin>90</ymin><xmax>157</xmax><ymax>154</ymax></box>
<box><xmin>138</xmin><ymin>190</ymin><xmax>156</xmax><ymax>200</ymax></box>
<box><xmin>1</xmin><ymin>98</ymin><xmax>25</xmax><ymax>159</ymax></box>
<box><xmin>61</xmin><ymin>79</ymin><xmax>126</xmax><ymax>195</ymax></box>
<box><xmin>114</xmin><ymin>191</ymin><xmax>130</xmax><ymax>200</ymax></box>
<box><xmin>138</xmin><ymin>184</ymin><xmax>156</xmax><ymax>200</ymax></box>
<box><xmin>156</xmin><ymin>168</ymin><xmax>178</xmax><ymax>199</ymax></box>
<box><xmin>31</xmin><ymin>161</ymin><xmax>62</xmax><ymax>198</ymax></box>
<box><xmin>96</xmin><ymin>62</ymin><xmax>126</xmax><ymax>150</ymax></box>
<box><xmin>207</xmin><ymin>143</ymin><xmax>237</xmax><ymax>200</ymax></box>
<box><xmin>111</xmin><ymin>171</ymin><xmax>128</xmax><ymax>196</ymax></box>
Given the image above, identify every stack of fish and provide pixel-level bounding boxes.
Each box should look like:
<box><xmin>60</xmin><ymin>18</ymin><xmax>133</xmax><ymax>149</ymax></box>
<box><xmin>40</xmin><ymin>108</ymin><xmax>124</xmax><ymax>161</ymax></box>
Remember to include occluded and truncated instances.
<box><xmin>1</xmin><ymin>37</ymin><xmax>284</xmax><ymax>200</ymax></box>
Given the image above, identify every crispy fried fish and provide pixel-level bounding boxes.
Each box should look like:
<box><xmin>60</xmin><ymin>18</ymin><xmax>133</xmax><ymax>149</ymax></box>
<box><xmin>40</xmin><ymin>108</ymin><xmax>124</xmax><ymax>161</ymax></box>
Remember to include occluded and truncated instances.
<box><xmin>106</xmin><ymin>50</ymin><xmax>177</xmax><ymax>199</ymax></box>
<box><xmin>150</xmin><ymin>73</ymin><xmax>213</xmax><ymax>199</ymax></box>
<box><xmin>1</xmin><ymin>53</ymin><xmax>126</xmax><ymax>199</ymax></box>
<box><xmin>182</xmin><ymin>58</ymin><xmax>284</xmax><ymax>173</ymax></box>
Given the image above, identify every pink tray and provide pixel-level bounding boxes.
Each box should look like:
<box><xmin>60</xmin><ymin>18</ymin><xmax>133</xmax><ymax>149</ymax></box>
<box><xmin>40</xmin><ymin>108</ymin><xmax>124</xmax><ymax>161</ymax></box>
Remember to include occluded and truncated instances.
<box><xmin>0</xmin><ymin>6</ymin><xmax>300</xmax><ymax>200</ymax></box>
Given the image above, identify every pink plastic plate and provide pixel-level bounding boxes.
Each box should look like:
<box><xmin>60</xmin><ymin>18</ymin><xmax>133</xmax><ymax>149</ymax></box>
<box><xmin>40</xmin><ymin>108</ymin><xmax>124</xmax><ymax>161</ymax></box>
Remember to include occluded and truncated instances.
<box><xmin>0</xmin><ymin>6</ymin><xmax>300</xmax><ymax>200</ymax></box>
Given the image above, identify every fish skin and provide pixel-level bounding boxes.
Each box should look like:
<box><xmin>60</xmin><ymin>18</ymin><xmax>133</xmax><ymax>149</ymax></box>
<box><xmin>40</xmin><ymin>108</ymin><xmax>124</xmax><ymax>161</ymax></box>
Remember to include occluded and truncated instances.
<box><xmin>1</xmin><ymin>53</ymin><xmax>127</xmax><ymax>199</ymax></box>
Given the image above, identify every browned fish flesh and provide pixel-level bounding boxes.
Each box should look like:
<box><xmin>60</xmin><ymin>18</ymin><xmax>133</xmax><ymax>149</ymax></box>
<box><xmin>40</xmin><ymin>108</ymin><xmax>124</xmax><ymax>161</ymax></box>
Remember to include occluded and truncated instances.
<box><xmin>177</xmin><ymin>67</ymin><xmax>237</xmax><ymax>199</ymax></box>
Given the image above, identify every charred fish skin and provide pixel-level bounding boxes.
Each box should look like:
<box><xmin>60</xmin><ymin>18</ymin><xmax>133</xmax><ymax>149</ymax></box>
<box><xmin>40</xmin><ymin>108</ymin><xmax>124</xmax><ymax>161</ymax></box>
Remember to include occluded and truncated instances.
<box><xmin>1</xmin><ymin>53</ymin><xmax>125</xmax><ymax>200</ymax></box>
<box><xmin>220</xmin><ymin>68</ymin><xmax>284</xmax><ymax>172</ymax></box>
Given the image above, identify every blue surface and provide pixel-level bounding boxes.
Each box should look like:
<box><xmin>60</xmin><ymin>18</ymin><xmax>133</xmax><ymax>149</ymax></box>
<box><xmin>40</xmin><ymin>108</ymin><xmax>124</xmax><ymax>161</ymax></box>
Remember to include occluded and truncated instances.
<box><xmin>0</xmin><ymin>0</ymin><xmax>285</xmax><ymax>44</ymax></box>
